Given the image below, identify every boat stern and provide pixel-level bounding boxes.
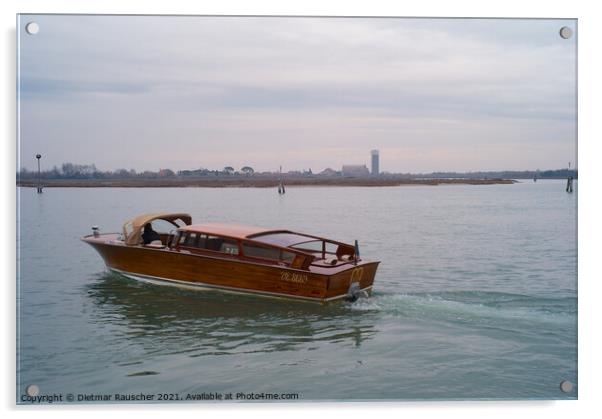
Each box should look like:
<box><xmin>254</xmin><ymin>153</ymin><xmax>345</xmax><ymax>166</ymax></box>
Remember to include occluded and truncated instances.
<box><xmin>324</xmin><ymin>261</ymin><xmax>379</xmax><ymax>301</ymax></box>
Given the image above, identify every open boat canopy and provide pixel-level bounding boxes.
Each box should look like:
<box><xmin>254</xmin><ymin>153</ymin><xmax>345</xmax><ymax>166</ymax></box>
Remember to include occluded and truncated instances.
<box><xmin>122</xmin><ymin>213</ymin><xmax>192</xmax><ymax>245</ymax></box>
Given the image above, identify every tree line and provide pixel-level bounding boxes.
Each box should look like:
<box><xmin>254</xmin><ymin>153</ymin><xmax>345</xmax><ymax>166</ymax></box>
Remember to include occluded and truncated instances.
<box><xmin>423</xmin><ymin>169</ymin><xmax>578</xmax><ymax>179</ymax></box>
<box><xmin>17</xmin><ymin>163</ymin><xmax>257</xmax><ymax>180</ymax></box>
<box><xmin>17</xmin><ymin>162</ymin><xmax>577</xmax><ymax>180</ymax></box>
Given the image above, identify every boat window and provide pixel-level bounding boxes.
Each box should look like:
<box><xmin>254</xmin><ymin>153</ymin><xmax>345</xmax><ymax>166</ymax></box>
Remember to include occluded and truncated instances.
<box><xmin>243</xmin><ymin>242</ymin><xmax>280</xmax><ymax>260</ymax></box>
<box><xmin>203</xmin><ymin>235</ymin><xmax>224</xmax><ymax>251</ymax></box>
<box><xmin>220</xmin><ymin>240</ymin><xmax>239</xmax><ymax>255</ymax></box>
<box><xmin>184</xmin><ymin>232</ymin><xmax>198</xmax><ymax>247</ymax></box>
<box><xmin>149</xmin><ymin>219</ymin><xmax>178</xmax><ymax>234</ymax></box>
<box><xmin>179</xmin><ymin>232</ymin><xmax>187</xmax><ymax>244</ymax></box>
<box><xmin>243</xmin><ymin>243</ymin><xmax>297</xmax><ymax>264</ymax></box>
<box><xmin>188</xmin><ymin>234</ymin><xmax>239</xmax><ymax>255</ymax></box>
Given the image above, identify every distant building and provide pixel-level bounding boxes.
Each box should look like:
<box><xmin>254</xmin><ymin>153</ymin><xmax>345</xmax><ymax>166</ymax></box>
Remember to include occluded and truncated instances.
<box><xmin>342</xmin><ymin>164</ymin><xmax>370</xmax><ymax>177</ymax></box>
<box><xmin>158</xmin><ymin>168</ymin><xmax>175</xmax><ymax>177</ymax></box>
<box><xmin>319</xmin><ymin>168</ymin><xmax>339</xmax><ymax>177</ymax></box>
<box><xmin>371</xmin><ymin>150</ymin><xmax>379</xmax><ymax>175</ymax></box>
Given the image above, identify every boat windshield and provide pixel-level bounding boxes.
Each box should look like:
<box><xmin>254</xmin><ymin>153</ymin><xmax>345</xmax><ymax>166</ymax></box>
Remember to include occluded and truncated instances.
<box><xmin>250</xmin><ymin>232</ymin><xmax>317</xmax><ymax>248</ymax></box>
<box><xmin>250</xmin><ymin>232</ymin><xmax>347</xmax><ymax>261</ymax></box>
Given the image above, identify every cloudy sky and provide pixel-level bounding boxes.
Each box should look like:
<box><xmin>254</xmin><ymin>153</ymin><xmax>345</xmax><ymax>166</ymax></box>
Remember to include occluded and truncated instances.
<box><xmin>17</xmin><ymin>15</ymin><xmax>576</xmax><ymax>173</ymax></box>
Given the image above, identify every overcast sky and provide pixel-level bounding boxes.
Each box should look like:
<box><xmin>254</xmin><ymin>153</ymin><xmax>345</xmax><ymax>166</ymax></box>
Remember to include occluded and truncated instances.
<box><xmin>17</xmin><ymin>15</ymin><xmax>576</xmax><ymax>173</ymax></box>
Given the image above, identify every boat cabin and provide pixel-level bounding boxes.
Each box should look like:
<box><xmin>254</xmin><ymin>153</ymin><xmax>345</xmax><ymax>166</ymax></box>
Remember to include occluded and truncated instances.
<box><xmin>120</xmin><ymin>213</ymin><xmax>357</xmax><ymax>271</ymax></box>
<box><xmin>174</xmin><ymin>224</ymin><xmax>356</xmax><ymax>270</ymax></box>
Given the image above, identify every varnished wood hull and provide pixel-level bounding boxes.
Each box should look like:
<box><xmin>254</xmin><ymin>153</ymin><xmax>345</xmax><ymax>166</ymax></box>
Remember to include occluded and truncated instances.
<box><xmin>84</xmin><ymin>237</ymin><xmax>378</xmax><ymax>303</ymax></box>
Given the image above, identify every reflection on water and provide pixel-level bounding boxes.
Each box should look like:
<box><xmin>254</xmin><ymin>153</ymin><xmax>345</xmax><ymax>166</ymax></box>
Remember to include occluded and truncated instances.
<box><xmin>86</xmin><ymin>272</ymin><xmax>378</xmax><ymax>357</ymax></box>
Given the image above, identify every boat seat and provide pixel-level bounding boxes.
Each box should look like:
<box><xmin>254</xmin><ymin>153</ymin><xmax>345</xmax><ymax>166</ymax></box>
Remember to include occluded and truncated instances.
<box><xmin>313</xmin><ymin>258</ymin><xmax>339</xmax><ymax>266</ymax></box>
<box><xmin>145</xmin><ymin>240</ymin><xmax>165</xmax><ymax>248</ymax></box>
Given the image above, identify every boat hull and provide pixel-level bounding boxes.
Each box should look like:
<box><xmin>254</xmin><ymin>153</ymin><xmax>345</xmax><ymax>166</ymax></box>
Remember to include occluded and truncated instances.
<box><xmin>85</xmin><ymin>239</ymin><xmax>378</xmax><ymax>303</ymax></box>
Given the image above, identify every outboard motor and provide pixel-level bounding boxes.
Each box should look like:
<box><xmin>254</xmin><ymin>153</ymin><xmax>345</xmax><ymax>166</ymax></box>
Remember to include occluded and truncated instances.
<box><xmin>346</xmin><ymin>282</ymin><xmax>369</xmax><ymax>302</ymax></box>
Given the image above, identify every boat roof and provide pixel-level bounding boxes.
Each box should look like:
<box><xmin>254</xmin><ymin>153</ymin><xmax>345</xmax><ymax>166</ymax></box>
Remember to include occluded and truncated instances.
<box><xmin>123</xmin><ymin>212</ymin><xmax>192</xmax><ymax>245</ymax></box>
<box><xmin>180</xmin><ymin>223</ymin><xmax>285</xmax><ymax>240</ymax></box>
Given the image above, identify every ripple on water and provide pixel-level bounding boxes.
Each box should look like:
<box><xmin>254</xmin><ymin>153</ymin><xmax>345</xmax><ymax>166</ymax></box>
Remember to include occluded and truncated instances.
<box><xmin>17</xmin><ymin>183</ymin><xmax>577</xmax><ymax>400</ymax></box>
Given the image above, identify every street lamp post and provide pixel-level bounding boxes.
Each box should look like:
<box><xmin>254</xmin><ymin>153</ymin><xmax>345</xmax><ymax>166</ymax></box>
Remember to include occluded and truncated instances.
<box><xmin>36</xmin><ymin>154</ymin><xmax>43</xmax><ymax>193</ymax></box>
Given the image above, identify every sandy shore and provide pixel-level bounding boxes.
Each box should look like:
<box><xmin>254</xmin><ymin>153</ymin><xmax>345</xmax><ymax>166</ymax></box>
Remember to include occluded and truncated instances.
<box><xmin>17</xmin><ymin>177</ymin><xmax>516</xmax><ymax>188</ymax></box>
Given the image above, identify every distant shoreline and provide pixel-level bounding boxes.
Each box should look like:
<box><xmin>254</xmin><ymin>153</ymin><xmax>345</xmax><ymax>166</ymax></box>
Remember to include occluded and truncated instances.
<box><xmin>16</xmin><ymin>178</ymin><xmax>517</xmax><ymax>188</ymax></box>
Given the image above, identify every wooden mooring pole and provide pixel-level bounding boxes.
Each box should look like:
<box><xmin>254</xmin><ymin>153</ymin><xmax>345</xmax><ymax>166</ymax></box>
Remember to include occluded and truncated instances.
<box><xmin>36</xmin><ymin>154</ymin><xmax>43</xmax><ymax>193</ymax></box>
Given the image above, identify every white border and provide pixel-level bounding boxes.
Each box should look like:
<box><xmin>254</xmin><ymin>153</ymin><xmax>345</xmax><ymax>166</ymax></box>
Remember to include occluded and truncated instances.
<box><xmin>4</xmin><ymin>1</ymin><xmax>600</xmax><ymax>419</ymax></box>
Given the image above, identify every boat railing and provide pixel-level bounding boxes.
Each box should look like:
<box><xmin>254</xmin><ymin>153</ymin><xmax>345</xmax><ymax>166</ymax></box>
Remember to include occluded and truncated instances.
<box><xmin>291</xmin><ymin>239</ymin><xmax>355</xmax><ymax>263</ymax></box>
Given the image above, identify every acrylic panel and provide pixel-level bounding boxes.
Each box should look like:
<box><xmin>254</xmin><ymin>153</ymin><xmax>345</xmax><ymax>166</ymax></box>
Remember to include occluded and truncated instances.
<box><xmin>16</xmin><ymin>14</ymin><xmax>577</xmax><ymax>404</ymax></box>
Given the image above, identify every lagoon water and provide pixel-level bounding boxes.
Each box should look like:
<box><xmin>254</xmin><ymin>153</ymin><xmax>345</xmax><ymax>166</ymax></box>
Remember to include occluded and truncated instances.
<box><xmin>17</xmin><ymin>180</ymin><xmax>577</xmax><ymax>402</ymax></box>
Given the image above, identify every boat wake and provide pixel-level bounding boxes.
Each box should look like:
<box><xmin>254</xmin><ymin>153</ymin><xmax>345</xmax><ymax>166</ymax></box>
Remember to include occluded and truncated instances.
<box><xmin>349</xmin><ymin>290</ymin><xmax>576</xmax><ymax>328</ymax></box>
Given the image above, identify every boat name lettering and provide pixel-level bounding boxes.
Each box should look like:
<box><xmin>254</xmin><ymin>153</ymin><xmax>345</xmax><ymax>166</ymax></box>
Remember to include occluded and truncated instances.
<box><xmin>280</xmin><ymin>271</ymin><xmax>308</xmax><ymax>284</ymax></box>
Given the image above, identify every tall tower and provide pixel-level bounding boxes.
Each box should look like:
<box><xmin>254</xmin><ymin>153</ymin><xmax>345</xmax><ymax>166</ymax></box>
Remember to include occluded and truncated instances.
<box><xmin>370</xmin><ymin>149</ymin><xmax>379</xmax><ymax>175</ymax></box>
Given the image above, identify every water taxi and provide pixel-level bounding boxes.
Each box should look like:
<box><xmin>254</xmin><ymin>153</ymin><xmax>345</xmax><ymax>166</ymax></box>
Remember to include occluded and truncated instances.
<box><xmin>82</xmin><ymin>213</ymin><xmax>379</xmax><ymax>303</ymax></box>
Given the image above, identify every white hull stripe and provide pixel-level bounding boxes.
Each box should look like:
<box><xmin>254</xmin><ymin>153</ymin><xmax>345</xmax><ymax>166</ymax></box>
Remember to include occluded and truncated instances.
<box><xmin>109</xmin><ymin>268</ymin><xmax>372</xmax><ymax>303</ymax></box>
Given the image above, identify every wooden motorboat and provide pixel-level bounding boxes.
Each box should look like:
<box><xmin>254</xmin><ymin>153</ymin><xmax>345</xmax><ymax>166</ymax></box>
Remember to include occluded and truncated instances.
<box><xmin>83</xmin><ymin>213</ymin><xmax>379</xmax><ymax>303</ymax></box>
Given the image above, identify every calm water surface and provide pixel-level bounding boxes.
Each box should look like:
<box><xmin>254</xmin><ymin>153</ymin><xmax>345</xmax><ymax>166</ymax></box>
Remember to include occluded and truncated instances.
<box><xmin>17</xmin><ymin>181</ymin><xmax>577</xmax><ymax>401</ymax></box>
